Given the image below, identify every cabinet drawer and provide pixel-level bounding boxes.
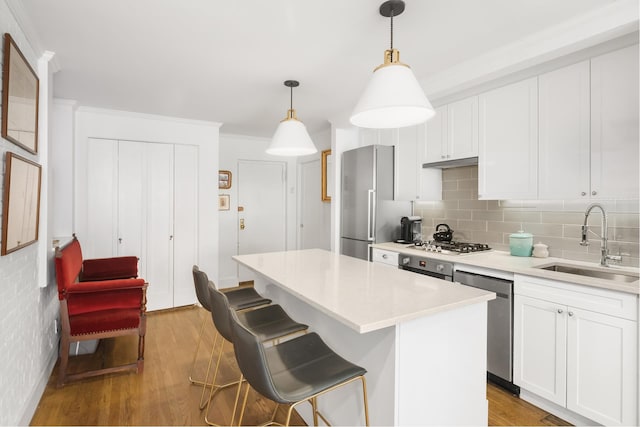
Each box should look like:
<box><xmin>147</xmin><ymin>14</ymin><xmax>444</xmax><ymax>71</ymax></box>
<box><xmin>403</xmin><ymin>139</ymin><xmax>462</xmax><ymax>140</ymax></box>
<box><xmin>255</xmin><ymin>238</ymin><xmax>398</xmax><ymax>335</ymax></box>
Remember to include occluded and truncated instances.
<box><xmin>515</xmin><ymin>274</ymin><xmax>638</xmax><ymax>321</ymax></box>
<box><xmin>372</xmin><ymin>249</ymin><xmax>399</xmax><ymax>267</ymax></box>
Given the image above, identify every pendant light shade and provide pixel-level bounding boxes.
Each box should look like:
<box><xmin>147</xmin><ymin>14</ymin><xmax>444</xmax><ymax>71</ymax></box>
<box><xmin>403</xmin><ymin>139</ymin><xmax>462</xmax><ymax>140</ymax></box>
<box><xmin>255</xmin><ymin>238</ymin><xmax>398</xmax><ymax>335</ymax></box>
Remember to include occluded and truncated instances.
<box><xmin>350</xmin><ymin>1</ymin><xmax>434</xmax><ymax>129</ymax></box>
<box><xmin>266</xmin><ymin>80</ymin><xmax>317</xmax><ymax>156</ymax></box>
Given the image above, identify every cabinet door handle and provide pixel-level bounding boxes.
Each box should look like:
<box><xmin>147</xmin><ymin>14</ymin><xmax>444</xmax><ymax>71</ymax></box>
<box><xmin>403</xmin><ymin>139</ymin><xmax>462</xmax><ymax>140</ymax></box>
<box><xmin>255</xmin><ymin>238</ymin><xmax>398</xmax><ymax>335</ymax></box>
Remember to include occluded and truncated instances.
<box><xmin>382</xmin><ymin>254</ymin><xmax>388</xmax><ymax>259</ymax></box>
<box><xmin>591</xmin><ymin>191</ymin><xmax>597</xmax><ymax>196</ymax></box>
<box><xmin>557</xmin><ymin>308</ymin><xmax>563</xmax><ymax>314</ymax></box>
<box><xmin>118</xmin><ymin>238</ymin><xmax>123</xmax><ymax>244</ymax></box>
<box><xmin>568</xmin><ymin>311</ymin><xmax>574</xmax><ymax>317</ymax></box>
<box><xmin>581</xmin><ymin>191</ymin><xmax>586</xmax><ymax>196</ymax></box>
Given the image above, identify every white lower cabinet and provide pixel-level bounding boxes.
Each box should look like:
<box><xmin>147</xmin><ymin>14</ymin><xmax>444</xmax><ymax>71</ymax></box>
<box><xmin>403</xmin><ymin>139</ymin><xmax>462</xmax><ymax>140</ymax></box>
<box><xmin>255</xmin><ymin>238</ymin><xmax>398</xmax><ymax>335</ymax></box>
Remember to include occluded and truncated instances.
<box><xmin>371</xmin><ymin>248</ymin><xmax>399</xmax><ymax>267</ymax></box>
<box><xmin>514</xmin><ymin>275</ymin><xmax>638</xmax><ymax>426</ymax></box>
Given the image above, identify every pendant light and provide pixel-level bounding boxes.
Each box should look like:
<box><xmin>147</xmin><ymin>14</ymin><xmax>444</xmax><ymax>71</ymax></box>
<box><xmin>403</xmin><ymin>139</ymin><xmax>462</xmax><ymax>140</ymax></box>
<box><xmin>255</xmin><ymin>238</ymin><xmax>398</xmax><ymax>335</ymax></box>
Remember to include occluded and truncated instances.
<box><xmin>350</xmin><ymin>0</ymin><xmax>435</xmax><ymax>129</ymax></box>
<box><xmin>266</xmin><ymin>80</ymin><xmax>317</xmax><ymax>156</ymax></box>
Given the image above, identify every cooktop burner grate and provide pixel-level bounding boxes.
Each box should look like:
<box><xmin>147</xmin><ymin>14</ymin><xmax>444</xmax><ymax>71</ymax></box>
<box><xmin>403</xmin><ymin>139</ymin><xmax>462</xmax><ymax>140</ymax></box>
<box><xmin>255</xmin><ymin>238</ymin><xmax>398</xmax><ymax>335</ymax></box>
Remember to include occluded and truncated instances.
<box><xmin>414</xmin><ymin>240</ymin><xmax>492</xmax><ymax>254</ymax></box>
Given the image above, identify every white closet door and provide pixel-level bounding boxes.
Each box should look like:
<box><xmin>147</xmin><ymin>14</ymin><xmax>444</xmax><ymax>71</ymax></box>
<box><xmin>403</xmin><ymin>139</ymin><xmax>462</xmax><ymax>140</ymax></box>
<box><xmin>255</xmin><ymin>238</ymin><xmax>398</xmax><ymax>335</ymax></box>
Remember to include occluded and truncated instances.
<box><xmin>117</xmin><ymin>141</ymin><xmax>146</xmax><ymax>262</ymax></box>
<box><xmin>86</xmin><ymin>138</ymin><xmax>118</xmax><ymax>258</ymax></box>
<box><xmin>173</xmin><ymin>144</ymin><xmax>198</xmax><ymax>307</ymax></box>
<box><xmin>143</xmin><ymin>143</ymin><xmax>174</xmax><ymax>311</ymax></box>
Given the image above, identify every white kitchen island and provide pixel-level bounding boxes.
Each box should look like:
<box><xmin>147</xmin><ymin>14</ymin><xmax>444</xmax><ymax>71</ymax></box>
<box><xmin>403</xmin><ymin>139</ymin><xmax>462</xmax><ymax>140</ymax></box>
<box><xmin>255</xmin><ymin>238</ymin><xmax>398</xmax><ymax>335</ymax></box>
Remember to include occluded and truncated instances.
<box><xmin>233</xmin><ymin>249</ymin><xmax>495</xmax><ymax>426</ymax></box>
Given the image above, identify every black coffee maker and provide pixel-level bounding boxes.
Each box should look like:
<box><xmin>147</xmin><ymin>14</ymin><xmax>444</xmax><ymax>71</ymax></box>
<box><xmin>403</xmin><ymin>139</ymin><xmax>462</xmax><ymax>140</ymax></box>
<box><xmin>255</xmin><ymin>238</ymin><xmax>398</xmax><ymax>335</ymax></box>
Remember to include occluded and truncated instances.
<box><xmin>399</xmin><ymin>216</ymin><xmax>422</xmax><ymax>243</ymax></box>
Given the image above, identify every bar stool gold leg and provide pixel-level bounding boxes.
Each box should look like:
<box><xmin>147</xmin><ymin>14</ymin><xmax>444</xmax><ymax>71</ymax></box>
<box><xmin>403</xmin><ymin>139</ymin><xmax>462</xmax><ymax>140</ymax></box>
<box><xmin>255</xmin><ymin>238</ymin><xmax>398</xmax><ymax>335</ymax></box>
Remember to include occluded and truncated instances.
<box><xmin>361</xmin><ymin>376</ymin><xmax>370</xmax><ymax>426</ymax></box>
<box><xmin>188</xmin><ymin>312</ymin><xmax>207</xmax><ymax>384</ymax></box>
<box><xmin>199</xmin><ymin>332</ymin><xmax>224</xmax><ymax>409</ymax></box>
<box><xmin>201</xmin><ymin>338</ymin><xmax>225</xmax><ymax>410</ymax></box>
<box><xmin>311</xmin><ymin>397</ymin><xmax>319</xmax><ymax>426</ymax></box>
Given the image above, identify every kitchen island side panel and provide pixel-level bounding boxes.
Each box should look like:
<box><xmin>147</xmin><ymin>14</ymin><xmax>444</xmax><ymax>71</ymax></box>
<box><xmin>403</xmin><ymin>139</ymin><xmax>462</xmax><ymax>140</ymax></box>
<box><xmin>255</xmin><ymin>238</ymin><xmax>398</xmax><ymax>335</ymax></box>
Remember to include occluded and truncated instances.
<box><xmin>254</xmin><ymin>279</ymin><xmax>396</xmax><ymax>426</ymax></box>
<box><xmin>395</xmin><ymin>301</ymin><xmax>489</xmax><ymax>426</ymax></box>
<box><xmin>253</xmin><ymin>277</ymin><xmax>489</xmax><ymax>426</ymax></box>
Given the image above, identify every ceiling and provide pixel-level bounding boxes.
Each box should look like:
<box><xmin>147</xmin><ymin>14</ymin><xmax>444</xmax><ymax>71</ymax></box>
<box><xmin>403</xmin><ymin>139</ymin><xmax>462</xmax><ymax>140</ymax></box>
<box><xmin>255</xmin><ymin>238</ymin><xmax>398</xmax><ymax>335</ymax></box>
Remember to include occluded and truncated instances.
<box><xmin>17</xmin><ymin>0</ymin><xmax>622</xmax><ymax>137</ymax></box>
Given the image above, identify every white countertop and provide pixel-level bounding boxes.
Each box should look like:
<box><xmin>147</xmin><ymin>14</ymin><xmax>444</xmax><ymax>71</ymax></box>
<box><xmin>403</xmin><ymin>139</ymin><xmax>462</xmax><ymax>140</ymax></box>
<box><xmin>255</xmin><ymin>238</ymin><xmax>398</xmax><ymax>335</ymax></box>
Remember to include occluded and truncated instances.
<box><xmin>373</xmin><ymin>242</ymin><xmax>640</xmax><ymax>295</ymax></box>
<box><xmin>233</xmin><ymin>249</ymin><xmax>495</xmax><ymax>333</ymax></box>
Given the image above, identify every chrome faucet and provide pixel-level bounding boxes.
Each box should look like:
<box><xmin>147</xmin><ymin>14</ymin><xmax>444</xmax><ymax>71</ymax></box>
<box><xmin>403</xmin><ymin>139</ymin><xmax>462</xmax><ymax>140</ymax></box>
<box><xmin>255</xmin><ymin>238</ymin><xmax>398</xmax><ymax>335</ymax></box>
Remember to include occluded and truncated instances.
<box><xmin>580</xmin><ymin>203</ymin><xmax>621</xmax><ymax>267</ymax></box>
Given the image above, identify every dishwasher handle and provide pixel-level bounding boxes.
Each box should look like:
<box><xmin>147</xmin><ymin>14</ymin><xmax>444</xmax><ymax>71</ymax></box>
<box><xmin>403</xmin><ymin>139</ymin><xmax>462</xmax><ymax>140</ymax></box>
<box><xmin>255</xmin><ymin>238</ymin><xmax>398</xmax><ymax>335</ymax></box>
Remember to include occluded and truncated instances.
<box><xmin>453</xmin><ymin>270</ymin><xmax>513</xmax><ymax>297</ymax></box>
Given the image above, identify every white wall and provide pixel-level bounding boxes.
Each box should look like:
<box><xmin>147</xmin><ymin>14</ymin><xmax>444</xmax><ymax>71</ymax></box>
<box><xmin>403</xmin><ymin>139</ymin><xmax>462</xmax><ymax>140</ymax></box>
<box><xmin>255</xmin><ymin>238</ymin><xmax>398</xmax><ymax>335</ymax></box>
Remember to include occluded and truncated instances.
<box><xmin>0</xmin><ymin>1</ymin><xmax>59</xmax><ymax>424</ymax></box>
<box><xmin>218</xmin><ymin>133</ymin><xmax>300</xmax><ymax>287</ymax></box>
<box><xmin>50</xmin><ymin>99</ymin><xmax>76</xmax><ymax>239</ymax></box>
<box><xmin>73</xmin><ymin>108</ymin><xmax>221</xmax><ymax>281</ymax></box>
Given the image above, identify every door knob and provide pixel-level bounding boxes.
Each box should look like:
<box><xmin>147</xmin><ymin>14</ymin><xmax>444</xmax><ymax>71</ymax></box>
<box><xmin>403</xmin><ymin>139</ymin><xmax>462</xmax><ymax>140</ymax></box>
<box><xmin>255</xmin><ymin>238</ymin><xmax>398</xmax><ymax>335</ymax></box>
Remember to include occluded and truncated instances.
<box><xmin>118</xmin><ymin>238</ymin><xmax>122</xmax><ymax>244</ymax></box>
<box><xmin>240</xmin><ymin>219</ymin><xmax>245</xmax><ymax>230</ymax></box>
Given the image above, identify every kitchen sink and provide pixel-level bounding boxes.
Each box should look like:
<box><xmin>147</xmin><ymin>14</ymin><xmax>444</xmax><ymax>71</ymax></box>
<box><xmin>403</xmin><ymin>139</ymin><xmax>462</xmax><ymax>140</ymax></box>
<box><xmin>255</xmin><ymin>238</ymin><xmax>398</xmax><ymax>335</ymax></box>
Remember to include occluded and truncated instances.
<box><xmin>536</xmin><ymin>263</ymin><xmax>639</xmax><ymax>283</ymax></box>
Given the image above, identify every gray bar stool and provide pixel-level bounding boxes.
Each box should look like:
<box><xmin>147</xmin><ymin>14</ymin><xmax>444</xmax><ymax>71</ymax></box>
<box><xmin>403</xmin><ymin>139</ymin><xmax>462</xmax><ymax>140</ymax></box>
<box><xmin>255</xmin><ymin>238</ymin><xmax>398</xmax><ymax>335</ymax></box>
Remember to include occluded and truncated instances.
<box><xmin>190</xmin><ymin>265</ymin><xmax>270</xmax><ymax>398</ymax></box>
<box><xmin>205</xmin><ymin>282</ymin><xmax>309</xmax><ymax>426</ymax></box>
<box><xmin>228</xmin><ymin>308</ymin><xmax>370</xmax><ymax>426</ymax></box>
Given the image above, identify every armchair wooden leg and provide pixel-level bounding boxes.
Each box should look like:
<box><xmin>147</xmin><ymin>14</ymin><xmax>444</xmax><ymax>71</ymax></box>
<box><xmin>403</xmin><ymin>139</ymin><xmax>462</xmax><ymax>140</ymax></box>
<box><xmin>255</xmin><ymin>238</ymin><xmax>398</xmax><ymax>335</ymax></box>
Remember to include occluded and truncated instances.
<box><xmin>57</xmin><ymin>334</ymin><xmax>70</xmax><ymax>388</ymax></box>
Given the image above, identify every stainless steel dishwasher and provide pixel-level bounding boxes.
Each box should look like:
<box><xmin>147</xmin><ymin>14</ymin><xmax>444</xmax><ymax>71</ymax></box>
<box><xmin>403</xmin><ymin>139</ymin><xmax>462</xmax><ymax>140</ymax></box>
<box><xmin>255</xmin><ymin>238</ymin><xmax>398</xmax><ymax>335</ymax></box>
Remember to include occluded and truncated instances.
<box><xmin>453</xmin><ymin>269</ymin><xmax>520</xmax><ymax>394</ymax></box>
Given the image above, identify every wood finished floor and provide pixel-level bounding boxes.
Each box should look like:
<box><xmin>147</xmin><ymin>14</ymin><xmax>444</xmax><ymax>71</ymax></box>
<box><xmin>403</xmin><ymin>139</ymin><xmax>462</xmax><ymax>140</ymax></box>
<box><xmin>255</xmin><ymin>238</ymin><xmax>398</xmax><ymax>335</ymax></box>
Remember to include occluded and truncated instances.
<box><xmin>31</xmin><ymin>306</ymin><xmax>570</xmax><ymax>426</ymax></box>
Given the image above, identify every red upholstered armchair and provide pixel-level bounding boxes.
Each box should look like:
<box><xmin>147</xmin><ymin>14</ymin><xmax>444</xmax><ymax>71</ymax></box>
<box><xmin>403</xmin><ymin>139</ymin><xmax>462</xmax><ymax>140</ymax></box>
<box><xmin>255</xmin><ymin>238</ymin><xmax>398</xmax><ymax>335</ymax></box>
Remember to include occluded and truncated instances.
<box><xmin>54</xmin><ymin>236</ymin><xmax>148</xmax><ymax>387</ymax></box>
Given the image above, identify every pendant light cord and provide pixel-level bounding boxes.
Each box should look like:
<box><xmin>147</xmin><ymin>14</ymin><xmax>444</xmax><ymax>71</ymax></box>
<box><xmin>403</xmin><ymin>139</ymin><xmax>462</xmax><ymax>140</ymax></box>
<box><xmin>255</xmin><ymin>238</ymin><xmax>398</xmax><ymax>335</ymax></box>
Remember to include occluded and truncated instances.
<box><xmin>290</xmin><ymin>85</ymin><xmax>293</xmax><ymax>110</ymax></box>
<box><xmin>390</xmin><ymin>9</ymin><xmax>394</xmax><ymax>51</ymax></box>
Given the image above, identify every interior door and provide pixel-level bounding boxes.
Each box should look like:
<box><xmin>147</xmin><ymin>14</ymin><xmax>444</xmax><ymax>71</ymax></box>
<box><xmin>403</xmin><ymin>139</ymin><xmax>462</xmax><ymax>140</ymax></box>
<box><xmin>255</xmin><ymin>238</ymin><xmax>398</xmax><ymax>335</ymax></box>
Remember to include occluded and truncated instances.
<box><xmin>237</xmin><ymin>160</ymin><xmax>286</xmax><ymax>282</ymax></box>
<box><xmin>299</xmin><ymin>159</ymin><xmax>329</xmax><ymax>250</ymax></box>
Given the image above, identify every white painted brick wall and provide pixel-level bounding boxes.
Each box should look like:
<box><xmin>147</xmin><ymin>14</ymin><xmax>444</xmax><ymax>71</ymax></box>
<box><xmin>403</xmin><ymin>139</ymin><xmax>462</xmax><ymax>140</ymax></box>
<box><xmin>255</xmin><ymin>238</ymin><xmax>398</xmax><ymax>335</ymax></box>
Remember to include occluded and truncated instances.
<box><xmin>0</xmin><ymin>1</ymin><xmax>59</xmax><ymax>425</ymax></box>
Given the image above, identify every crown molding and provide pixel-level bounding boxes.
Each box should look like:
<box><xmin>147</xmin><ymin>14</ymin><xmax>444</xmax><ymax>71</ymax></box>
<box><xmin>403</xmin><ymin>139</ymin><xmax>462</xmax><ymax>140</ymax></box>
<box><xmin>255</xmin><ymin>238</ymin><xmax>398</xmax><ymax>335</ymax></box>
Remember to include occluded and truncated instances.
<box><xmin>5</xmin><ymin>0</ymin><xmax>61</xmax><ymax>72</ymax></box>
<box><xmin>76</xmin><ymin>106</ymin><xmax>223</xmax><ymax>128</ymax></box>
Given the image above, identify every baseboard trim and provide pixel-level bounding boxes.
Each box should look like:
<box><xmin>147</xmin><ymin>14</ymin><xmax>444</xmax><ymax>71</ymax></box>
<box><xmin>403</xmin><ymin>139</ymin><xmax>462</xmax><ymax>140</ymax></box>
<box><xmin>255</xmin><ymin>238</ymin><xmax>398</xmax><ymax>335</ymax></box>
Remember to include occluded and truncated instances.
<box><xmin>19</xmin><ymin>347</ymin><xmax>58</xmax><ymax>425</ymax></box>
<box><xmin>519</xmin><ymin>389</ymin><xmax>598</xmax><ymax>426</ymax></box>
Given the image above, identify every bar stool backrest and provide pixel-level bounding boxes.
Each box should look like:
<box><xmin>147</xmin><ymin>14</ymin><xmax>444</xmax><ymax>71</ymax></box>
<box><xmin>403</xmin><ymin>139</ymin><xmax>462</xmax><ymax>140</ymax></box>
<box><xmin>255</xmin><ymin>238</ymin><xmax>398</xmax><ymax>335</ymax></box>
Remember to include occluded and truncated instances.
<box><xmin>228</xmin><ymin>309</ymin><xmax>285</xmax><ymax>404</ymax></box>
<box><xmin>207</xmin><ymin>282</ymin><xmax>234</xmax><ymax>342</ymax></box>
<box><xmin>192</xmin><ymin>265</ymin><xmax>213</xmax><ymax>312</ymax></box>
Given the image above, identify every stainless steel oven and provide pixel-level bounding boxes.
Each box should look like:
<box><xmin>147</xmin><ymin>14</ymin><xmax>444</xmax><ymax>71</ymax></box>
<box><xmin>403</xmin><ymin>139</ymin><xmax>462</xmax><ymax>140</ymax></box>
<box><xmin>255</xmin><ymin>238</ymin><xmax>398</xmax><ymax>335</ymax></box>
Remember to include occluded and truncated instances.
<box><xmin>398</xmin><ymin>255</ymin><xmax>453</xmax><ymax>281</ymax></box>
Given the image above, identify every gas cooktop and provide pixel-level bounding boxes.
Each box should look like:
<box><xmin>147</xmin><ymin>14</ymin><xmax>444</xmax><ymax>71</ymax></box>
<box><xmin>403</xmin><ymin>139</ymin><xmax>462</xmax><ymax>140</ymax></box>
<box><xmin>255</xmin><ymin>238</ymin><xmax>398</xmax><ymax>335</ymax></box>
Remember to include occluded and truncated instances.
<box><xmin>410</xmin><ymin>240</ymin><xmax>492</xmax><ymax>255</ymax></box>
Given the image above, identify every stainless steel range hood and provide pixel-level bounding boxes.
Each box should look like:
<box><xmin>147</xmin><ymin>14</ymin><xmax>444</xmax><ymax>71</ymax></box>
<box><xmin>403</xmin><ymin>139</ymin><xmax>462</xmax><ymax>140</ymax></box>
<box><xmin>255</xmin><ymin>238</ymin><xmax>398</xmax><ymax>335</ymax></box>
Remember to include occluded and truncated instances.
<box><xmin>422</xmin><ymin>156</ymin><xmax>478</xmax><ymax>169</ymax></box>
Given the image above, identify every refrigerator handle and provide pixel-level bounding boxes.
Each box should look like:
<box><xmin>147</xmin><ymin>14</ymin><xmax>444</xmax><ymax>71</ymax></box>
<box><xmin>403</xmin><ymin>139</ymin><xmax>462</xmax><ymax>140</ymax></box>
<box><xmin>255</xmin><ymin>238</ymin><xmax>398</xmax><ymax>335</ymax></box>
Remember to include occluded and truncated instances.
<box><xmin>367</xmin><ymin>189</ymin><xmax>375</xmax><ymax>241</ymax></box>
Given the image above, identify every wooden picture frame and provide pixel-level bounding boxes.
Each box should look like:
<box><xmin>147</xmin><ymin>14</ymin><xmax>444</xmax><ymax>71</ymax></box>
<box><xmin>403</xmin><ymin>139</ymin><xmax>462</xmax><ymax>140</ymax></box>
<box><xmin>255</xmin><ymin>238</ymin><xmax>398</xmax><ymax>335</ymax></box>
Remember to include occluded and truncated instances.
<box><xmin>218</xmin><ymin>194</ymin><xmax>230</xmax><ymax>211</ymax></box>
<box><xmin>218</xmin><ymin>170</ymin><xmax>232</xmax><ymax>189</ymax></box>
<box><xmin>1</xmin><ymin>33</ymin><xmax>39</xmax><ymax>154</ymax></box>
<box><xmin>1</xmin><ymin>152</ymin><xmax>42</xmax><ymax>255</ymax></box>
<box><xmin>321</xmin><ymin>149</ymin><xmax>332</xmax><ymax>202</ymax></box>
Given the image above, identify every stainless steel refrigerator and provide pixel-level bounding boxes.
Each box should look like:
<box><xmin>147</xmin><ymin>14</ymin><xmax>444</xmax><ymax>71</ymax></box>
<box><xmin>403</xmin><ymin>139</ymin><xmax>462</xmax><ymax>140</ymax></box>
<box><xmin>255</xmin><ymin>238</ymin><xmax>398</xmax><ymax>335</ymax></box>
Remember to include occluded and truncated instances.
<box><xmin>340</xmin><ymin>145</ymin><xmax>411</xmax><ymax>260</ymax></box>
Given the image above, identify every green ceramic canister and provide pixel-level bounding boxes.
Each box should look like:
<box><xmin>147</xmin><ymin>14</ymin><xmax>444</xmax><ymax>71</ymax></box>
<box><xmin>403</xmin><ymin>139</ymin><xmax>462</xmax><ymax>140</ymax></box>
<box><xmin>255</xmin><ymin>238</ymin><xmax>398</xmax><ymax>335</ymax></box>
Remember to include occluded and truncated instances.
<box><xmin>509</xmin><ymin>230</ymin><xmax>533</xmax><ymax>257</ymax></box>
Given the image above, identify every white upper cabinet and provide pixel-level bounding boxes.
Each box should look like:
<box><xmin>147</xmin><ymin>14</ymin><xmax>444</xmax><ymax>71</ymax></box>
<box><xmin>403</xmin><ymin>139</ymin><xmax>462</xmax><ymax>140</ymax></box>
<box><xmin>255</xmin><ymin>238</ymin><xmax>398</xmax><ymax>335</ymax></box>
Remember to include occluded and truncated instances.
<box><xmin>447</xmin><ymin>96</ymin><xmax>479</xmax><ymax>160</ymax></box>
<box><xmin>424</xmin><ymin>106</ymin><xmax>448</xmax><ymax>163</ymax></box>
<box><xmin>424</xmin><ymin>97</ymin><xmax>478</xmax><ymax>163</ymax></box>
<box><xmin>590</xmin><ymin>45</ymin><xmax>639</xmax><ymax>199</ymax></box>
<box><xmin>478</xmin><ymin>78</ymin><xmax>538</xmax><ymax>200</ymax></box>
<box><xmin>538</xmin><ymin>61</ymin><xmax>590</xmax><ymax>199</ymax></box>
<box><xmin>539</xmin><ymin>45</ymin><xmax>639</xmax><ymax>200</ymax></box>
<box><xmin>394</xmin><ymin>124</ymin><xmax>442</xmax><ymax>201</ymax></box>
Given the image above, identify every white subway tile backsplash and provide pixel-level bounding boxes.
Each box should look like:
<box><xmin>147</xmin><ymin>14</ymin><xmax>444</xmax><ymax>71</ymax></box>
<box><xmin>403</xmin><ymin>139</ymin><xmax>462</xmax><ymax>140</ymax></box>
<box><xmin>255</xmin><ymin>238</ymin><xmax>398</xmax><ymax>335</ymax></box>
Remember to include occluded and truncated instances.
<box><xmin>419</xmin><ymin>165</ymin><xmax>640</xmax><ymax>267</ymax></box>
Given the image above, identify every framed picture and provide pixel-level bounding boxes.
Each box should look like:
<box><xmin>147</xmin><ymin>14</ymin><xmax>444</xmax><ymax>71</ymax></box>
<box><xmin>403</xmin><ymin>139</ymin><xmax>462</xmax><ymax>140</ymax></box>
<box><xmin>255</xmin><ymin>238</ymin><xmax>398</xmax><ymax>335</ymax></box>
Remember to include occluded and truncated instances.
<box><xmin>1</xmin><ymin>152</ymin><xmax>42</xmax><ymax>255</ymax></box>
<box><xmin>1</xmin><ymin>33</ymin><xmax>39</xmax><ymax>154</ymax></box>
<box><xmin>218</xmin><ymin>194</ymin><xmax>230</xmax><ymax>211</ymax></box>
<box><xmin>321</xmin><ymin>149</ymin><xmax>332</xmax><ymax>202</ymax></box>
<box><xmin>218</xmin><ymin>170</ymin><xmax>232</xmax><ymax>189</ymax></box>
